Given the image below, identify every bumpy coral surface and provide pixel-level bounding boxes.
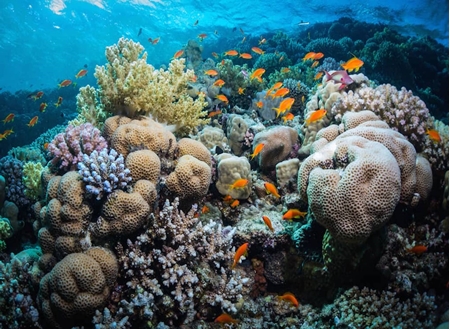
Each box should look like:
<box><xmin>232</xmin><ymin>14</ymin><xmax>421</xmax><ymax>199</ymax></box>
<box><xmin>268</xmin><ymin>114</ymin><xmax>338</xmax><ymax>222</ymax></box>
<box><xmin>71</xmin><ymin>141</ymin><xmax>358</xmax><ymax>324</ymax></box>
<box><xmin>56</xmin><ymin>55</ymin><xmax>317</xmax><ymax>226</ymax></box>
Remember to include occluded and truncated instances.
<box><xmin>37</xmin><ymin>247</ymin><xmax>118</xmax><ymax>328</ymax></box>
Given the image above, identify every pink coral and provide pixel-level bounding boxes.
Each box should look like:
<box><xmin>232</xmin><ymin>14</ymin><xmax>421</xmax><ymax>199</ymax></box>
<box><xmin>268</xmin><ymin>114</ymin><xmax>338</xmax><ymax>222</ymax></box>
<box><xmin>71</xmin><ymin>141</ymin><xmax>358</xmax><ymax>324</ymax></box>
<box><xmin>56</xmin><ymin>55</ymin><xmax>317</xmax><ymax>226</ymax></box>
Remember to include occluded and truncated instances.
<box><xmin>48</xmin><ymin>123</ymin><xmax>108</xmax><ymax>171</ymax></box>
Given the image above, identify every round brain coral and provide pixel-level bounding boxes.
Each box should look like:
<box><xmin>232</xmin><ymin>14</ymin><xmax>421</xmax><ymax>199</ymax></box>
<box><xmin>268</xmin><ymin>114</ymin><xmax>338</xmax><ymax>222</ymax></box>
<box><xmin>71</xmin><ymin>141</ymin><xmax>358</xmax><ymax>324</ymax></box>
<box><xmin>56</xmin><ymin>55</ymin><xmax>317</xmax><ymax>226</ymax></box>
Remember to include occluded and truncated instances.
<box><xmin>177</xmin><ymin>138</ymin><xmax>212</xmax><ymax>167</ymax></box>
<box><xmin>166</xmin><ymin>155</ymin><xmax>211</xmax><ymax>200</ymax></box>
<box><xmin>37</xmin><ymin>247</ymin><xmax>118</xmax><ymax>329</ymax></box>
<box><xmin>125</xmin><ymin>149</ymin><xmax>161</xmax><ymax>183</ymax></box>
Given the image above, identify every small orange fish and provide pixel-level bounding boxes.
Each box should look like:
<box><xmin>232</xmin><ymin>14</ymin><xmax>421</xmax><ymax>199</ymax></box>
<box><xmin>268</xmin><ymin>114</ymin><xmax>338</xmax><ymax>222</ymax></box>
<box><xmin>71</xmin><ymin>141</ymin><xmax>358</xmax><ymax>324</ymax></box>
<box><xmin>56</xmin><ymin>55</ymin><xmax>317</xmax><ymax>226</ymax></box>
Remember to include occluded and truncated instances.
<box><xmin>2</xmin><ymin>113</ymin><xmax>14</xmax><ymax>124</ymax></box>
<box><xmin>213</xmin><ymin>79</ymin><xmax>226</xmax><ymax>87</ymax></box>
<box><xmin>31</xmin><ymin>91</ymin><xmax>44</xmax><ymax>100</ymax></box>
<box><xmin>204</xmin><ymin>69</ymin><xmax>219</xmax><ymax>76</ymax></box>
<box><xmin>265</xmin><ymin>82</ymin><xmax>283</xmax><ymax>98</ymax></box>
<box><xmin>305</xmin><ymin>109</ymin><xmax>327</xmax><ymax>125</ymax></box>
<box><xmin>302</xmin><ymin>52</ymin><xmax>316</xmax><ymax>61</ymax></box>
<box><xmin>75</xmin><ymin>69</ymin><xmax>88</xmax><ymax>78</ymax></box>
<box><xmin>314</xmin><ymin>71</ymin><xmax>324</xmax><ymax>80</ymax></box>
<box><xmin>152</xmin><ymin>37</ymin><xmax>160</xmax><ymax>45</ymax></box>
<box><xmin>216</xmin><ymin>94</ymin><xmax>229</xmax><ymax>104</ymax></box>
<box><xmin>341</xmin><ymin>53</ymin><xmax>364</xmax><ymax>72</ymax></box>
<box><xmin>230</xmin><ymin>199</ymin><xmax>240</xmax><ymax>208</ymax></box>
<box><xmin>271</xmin><ymin>87</ymin><xmax>290</xmax><ymax>99</ymax></box>
<box><xmin>264</xmin><ymin>182</ymin><xmax>280</xmax><ymax>198</ymax></box>
<box><xmin>239</xmin><ymin>53</ymin><xmax>252</xmax><ymax>59</ymax></box>
<box><xmin>43</xmin><ymin>142</ymin><xmax>49</xmax><ymax>150</ymax></box>
<box><xmin>282</xmin><ymin>112</ymin><xmax>295</xmax><ymax>123</ymax></box>
<box><xmin>251</xmin><ymin>47</ymin><xmax>265</xmax><ymax>55</ymax></box>
<box><xmin>212</xmin><ymin>52</ymin><xmax>219</xmax><ymax>58</ymax></box>
<box><xmin>224</xmin><ymin>50</ymin><xmax>238</xmax><ymax>56</ymax></box>
<box><xmin>282</xmin><ymin>209</ymin><xmax>307</xmax><ymax>221</ymax></box>
<box><xmin>208</xmin><ymin>109</ymin><xmax>222</xmax><ymax>117</ymax></box>
<box><xmin>281</xmin><ymin>67</ymin><xmax>290</xmax><ymax>73</ymax></box>
<box><xmin>2</xmin><ymin>128</ymin><xmax>13</xmax><ymax>137</ymax></box>
<box><xmin>190</xmin><ymin>75</ymin><xmax>197</xmax><ymax>83</ymax></box>
<box><xmin>259</xmin><ymin>37</ymin><xmax>266</xmax><ymax>45</ymax></box>
<box><xmin>58</xmin><ymin>79</ymin><xmax>72</xmax><ymax>88</ymax></box>
<box><xmin>221</xmin><ymin>59</ymin><xmax>225</xmax><ymax>65</ymax></box>
<box><xmin>230</xmin><ymin>178</ymin><xmax>248</xmax><ymax>189</ymax></box>
<box><xmin>201</xmin><ymin>205</ymin><xmax>209</xmax><ymax>214</ymax></box>
<box><xmin>273</xmin><ymin>97</ymin><xmax>295</xmax><ymax>117</ymax></box>
<box><xmin>262</xmin><ymin>215</ymin><xmax>274</xmax><ymax>232</ymax></box>
<box><xmin>198</xmin><ymin>33</ymin><xmax>207</xmax><ymax>41</ymax></box>
<box><xmin>250</xmin><ymin>68</ymin><xmax>265</xmax><ymax>81</ymax></box>
<box><xmin>311</xmin><ymin>61</ymin><xmax>319</xmax><ymax>68</ymax></box>
<box><xmin>214</xmin><ymin>313</ymin><xmax>238</xmax><ymax>324</ymax></box>
<box><xmin>54</xmin><ymin>96</ymin><xmax>63</xmax><ymax>107</ymax></box>
<box><xmin>313</xmin><ymin>52</ymin><xmax>324</xmax><ymax>60</ymax></box>
<box><xmin>232</xmin><ymin>242</ymin><xmax>249</xmax><ymax>268</ymax></box>
<box><xmin>256</xmin><ymin>100</ymin><xmax>263</xmax><ymax>108</ymax></box>
<box><xmin>426</xmin><ymin>129</ymin><xmax>441</xmax><ymax>143</ymax></box>
<box><xmin>407</xmin><ymin>245</ymin><xmax>427</xmax><ymax>255</ymax></box>
<box><xmin>238</xmin><ymin>87</ymin><xmax>245</xmax><ymax>95</ymax></box>
<box><xmin>39</xmin><ymin>102</ymin><xmax>48</xmax><ymax>112</ymax></box>
<box><xmin>27</xmin><ymin>116</ymin><xmax>39</xmax><ymax>127</ymax></box>
<box><xmin>223</xmin><ymin>195</ymin><xmax>233</xmax><ymax>203</ymax></box>
<box><xmin>278</xmin><ymin>292</ymin><xmax>299</xmax><ymax>307</ymax></box>
<box><xmin>250</xmin><ymin>143</ymin><xmax>265</xmax><ymax>160</ymax></box>
<box><xmin>173</xmin><ymin>49</ymin><xmax>184</xmax><ymax>59</ymax></box>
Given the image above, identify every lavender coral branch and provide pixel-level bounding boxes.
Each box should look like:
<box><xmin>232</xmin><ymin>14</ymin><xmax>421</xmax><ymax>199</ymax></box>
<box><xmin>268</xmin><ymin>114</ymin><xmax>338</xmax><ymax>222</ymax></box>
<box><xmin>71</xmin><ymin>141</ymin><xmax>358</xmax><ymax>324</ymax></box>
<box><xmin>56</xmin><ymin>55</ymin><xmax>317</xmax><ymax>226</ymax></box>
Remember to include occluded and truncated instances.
<box><xmin>78</xmin><ymin>148</ymin><xmax>132</xmax><ymax>200</ymax></box>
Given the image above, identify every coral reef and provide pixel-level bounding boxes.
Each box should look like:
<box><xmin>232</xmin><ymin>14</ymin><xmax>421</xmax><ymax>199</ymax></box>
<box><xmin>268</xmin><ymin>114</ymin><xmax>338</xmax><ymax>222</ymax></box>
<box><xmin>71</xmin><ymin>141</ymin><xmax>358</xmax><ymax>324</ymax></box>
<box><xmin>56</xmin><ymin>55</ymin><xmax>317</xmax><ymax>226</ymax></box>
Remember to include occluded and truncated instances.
<box><xmin>71</xmin><ymin>85</ymin><xmax>109</xmax><ymax>129</ymax></box>
<box><xmin>0</xmin><ymin>156</ymin><xmax>31</xmax><ymax>208</ymax></box>
<box><xmin>22</xmin><ymin>161</ymin><xmax>44</xmax><ymax>201</ymax></box>
<box><xmin>215</xmin><ymin>154</ymin><xmax>252</xmax><ymax>199</ymax></box>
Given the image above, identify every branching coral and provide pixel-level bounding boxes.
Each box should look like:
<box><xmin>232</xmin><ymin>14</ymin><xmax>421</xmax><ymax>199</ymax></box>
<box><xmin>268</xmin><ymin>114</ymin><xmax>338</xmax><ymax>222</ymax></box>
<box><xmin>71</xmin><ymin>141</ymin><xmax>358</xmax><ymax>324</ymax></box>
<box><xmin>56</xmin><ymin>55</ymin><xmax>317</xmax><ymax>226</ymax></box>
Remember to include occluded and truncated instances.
<box><xmin>94</xmin><ymin>37</ymin><xmax>209</xmax><ymax>135</ymax></box>
<box><xmin>115</xmin><ymin>198</ymin><xmax>249</xmax><ymax>326</ymax></box>
<box><xmin>22</xmin><ymin>162</ymin><xmax>44</xmax><ymax>201</ymax></box>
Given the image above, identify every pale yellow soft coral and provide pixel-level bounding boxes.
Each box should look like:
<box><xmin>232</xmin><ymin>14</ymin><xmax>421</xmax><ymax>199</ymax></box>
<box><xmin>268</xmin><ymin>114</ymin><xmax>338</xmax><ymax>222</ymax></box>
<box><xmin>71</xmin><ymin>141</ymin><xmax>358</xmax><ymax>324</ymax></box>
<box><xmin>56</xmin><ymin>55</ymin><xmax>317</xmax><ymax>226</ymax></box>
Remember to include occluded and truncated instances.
<box><xmin>94</xmin><ymin>37</ymin><xmax>209</xmax><ymax>135</ymax></box>
<box><xmin>70</xmin><ymin>86</ymin><xmax>109</xmax><ymax>129</ymax></box>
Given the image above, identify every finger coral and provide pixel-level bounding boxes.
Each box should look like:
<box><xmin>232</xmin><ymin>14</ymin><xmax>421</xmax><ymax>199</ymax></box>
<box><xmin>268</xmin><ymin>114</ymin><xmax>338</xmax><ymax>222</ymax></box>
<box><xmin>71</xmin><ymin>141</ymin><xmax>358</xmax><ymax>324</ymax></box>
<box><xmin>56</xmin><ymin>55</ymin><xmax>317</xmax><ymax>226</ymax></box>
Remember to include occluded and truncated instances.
<box><xmin>94</xmin><ymin>37</ymin><xmax>209</xmax><ymax>135</ymax></box>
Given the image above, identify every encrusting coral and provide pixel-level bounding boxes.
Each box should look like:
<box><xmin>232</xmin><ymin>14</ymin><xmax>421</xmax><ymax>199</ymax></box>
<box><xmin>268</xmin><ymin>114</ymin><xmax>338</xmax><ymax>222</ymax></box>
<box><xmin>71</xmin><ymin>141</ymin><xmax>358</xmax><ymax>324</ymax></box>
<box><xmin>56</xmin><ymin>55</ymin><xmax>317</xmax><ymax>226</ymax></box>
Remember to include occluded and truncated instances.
<box><xmin>94</xmin><ymin>37</ymin><xmax>209</xmax><ymax>135</ymax></box>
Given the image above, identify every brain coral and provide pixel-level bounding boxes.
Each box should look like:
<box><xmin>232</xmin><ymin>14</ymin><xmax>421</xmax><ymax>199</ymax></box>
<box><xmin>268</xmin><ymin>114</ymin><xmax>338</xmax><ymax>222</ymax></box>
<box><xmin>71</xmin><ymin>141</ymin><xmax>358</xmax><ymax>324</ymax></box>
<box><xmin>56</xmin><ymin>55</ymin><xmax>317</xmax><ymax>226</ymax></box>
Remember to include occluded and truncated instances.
<box><xmin>37</xmin><ymin>247</ymin><xmax>118</xmax><ymax>329</ymax></box>
<box><xmin>177</xmin><ymin>138</ymin><xmax>212</xmax><ymax>167</ymax></box>
<box><xmin>165</xmin><ymin>155</ymin><xmax>212</xmax><ymax>200</ymax></box>
<box><xmin>125</xmin><ymin>149</ymin><xmax>160</xmax><ymax>183</ymax></box>
<box><xmin>215</xmin><ymin>154</ymin><xmax>252</xmax><ymax>199</ymax></box>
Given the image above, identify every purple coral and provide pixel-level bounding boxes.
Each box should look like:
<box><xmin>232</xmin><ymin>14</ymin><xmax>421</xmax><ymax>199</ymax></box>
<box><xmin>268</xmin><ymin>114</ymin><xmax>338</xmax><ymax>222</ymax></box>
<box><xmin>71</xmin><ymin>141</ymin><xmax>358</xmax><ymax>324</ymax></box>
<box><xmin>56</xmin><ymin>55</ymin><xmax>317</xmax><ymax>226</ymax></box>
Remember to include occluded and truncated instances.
<box><xmin>77</xmin><ymin>148</ymin><xmax>132</xmax><ymax>200</ymax></box>
<box><xmin>0</xmin><ymin>156</ymin><xmax>31</xmax><ymax>208</ymax></box>
<box><xmin>48</xmin><ymin>123</ymin><xmax>108</xmax><ymax>171</ymax></box>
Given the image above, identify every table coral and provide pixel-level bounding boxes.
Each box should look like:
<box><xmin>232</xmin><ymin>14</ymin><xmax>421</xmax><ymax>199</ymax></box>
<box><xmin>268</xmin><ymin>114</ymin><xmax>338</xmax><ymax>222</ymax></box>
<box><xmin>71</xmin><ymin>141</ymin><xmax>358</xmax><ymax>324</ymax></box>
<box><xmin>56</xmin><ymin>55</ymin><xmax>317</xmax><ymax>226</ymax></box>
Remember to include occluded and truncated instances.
<box><xmin>94</xmin><ymin>37</ymin><xmax>209</xmax><ymax>135</ymax></box>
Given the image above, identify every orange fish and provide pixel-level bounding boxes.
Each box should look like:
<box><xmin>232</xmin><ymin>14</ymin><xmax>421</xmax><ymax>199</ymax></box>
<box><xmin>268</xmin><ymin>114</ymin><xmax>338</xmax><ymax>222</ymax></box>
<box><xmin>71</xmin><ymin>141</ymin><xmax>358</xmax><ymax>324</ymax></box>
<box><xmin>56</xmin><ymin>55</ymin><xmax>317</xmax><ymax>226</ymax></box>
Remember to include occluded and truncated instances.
<box><xmin>39</xmin><ymin>102</ymin><xmax>48</xmax><ymax>112</ymax></box>
<box><xmin>426</xmin><ymin>129</ymin><xmax>441</xmax><ymax>143</ymax></box>
<box><xmin>43</xmin><ymin>142</ymin><xmax>49</xmax><ymax>150</ymax></box>
<box><xmin>75</xmin><ymin>69</ymin><xmax>88</xmax><ymax>78</ymax></box>
<box><xmin>305</xmin><ymin>109</ymin><xmax>327</xmax><ymax>125</ymax></box>
<box><xmin>27</xmin><ymin>116</ymin><xmax>39</xmax><ymax>127</ymax></box>
<box><xmin>232</xmin><ymin>242</ymin><xmax>249</xmax><ymax>268</ymax></box>
<box><xmin>204</xmin><ymin>69</ymin><xmax>219</xmax><ymax>76</ymax></box>
<box><xmin>239</xmin><ymin>53</ymin><xmax>252</xmax><ymax>59</ymax></box>
<box><xmin>208</xmin><ymin>109</ymin><xmax>222</xmax><ymax>117</ymax></box>
<box><xmin>262</xmin><ymin>215</ymin><xmax>274</xmax><ymax>232</ymax></box>
<box><xmin>265</xmin><ymin>82</ymin><xmax>283</xmax><ymax>98</ymax></box>
<box><xmin>1</xmin><ymin>128</ymin><xmax>14</xmax><ymax>138</ymax></box>
<box><xmin>224</xmin><ymin>50</ymin><xmax>238</xmax><ymax>56</ymax></box>
<box><xmin>407</xmin><ymin>245</ymin><xmax>427</xmax><ymax>255</ymax></box>
<box><xmin>271</xmin><ymin>87</ymin><xmax>290</xmax><ymax>99</ymax></box>
<box><xmin>2</xmin><ymin>113</ymin><xmax>14</xmax><ymax>124</ymax></box>
<box><xmin>250</xmin><ymin>68</ymin><xmax>265</xmax><ymax>81</ymax></box>
<box><xmin>282</xmin><ymin>112</ymin><xmax>295</xmax><ymax>123</ymax></box>
<box><xmin>282</xmin><ymin>209</ymin><xmax>307</xmax><ymax>221</ymax></box>
<box><xmin>58</xmin><ymin>79</ymin><xmax>72</xmax><ymax>88</ymax></box>
<box><xmin>278</xmin><ymin>292</ymin><xmax>299</xmax><ymax>307</ymax></box>
<box><xmin>256</xmin><ymin>101</ymin><xmax>263</xmax><ymax>108</ymax></box>
<box><xmin>201</xmin><ymin>205</ymin><xmax>209</xmax><ymax>214</ymax></box>
<box><xmin>238</xmin><ymin>87</ymin><xmax>245</xmax><ymax>95</ymax></box>
<box><xmin>216</xmin><ymin>94</ymin><xmax>229</xmax><ymax>104</ymax></box>
<box><xmin>303</xmin><ymin>52</ymin><xmax>316</xmax><ymax>61</ymax></box>
<box><xmin>32</xmin><ymin>91</ymin><xmax>44</xmax><ymax>100</ymax></box>
<box><xmin>230</xmin><ymin>199</ymin><xmax>240</xmax><ymax>208</ymax></box>
<box><xmin>313</xmin><ymin>52</ymin><xmax>324</xmax><ymax>60</ymax></box>
<box><xmin>281</xmin><ymin>67</ymin><xmax>290</xmax><ymax>73</ymax></box>
<box><xmin>341</xmin><ymin>54</ymin><xmax>364</xmax><ymax>72</ymax></box>
<box><xmin>311</xmin><ymin>61</ymin><xmax>319</xmax><ymax>68</ymax></box>
<box><xmin>230</xmin><ymin>178</ymin><xmax>248</xmax><ymax>189</ymax></box>
<box><xmin>190</xmin><ymin>75</ymin><xmax>197</xmax><ymax>83</ymax></box>
<box><xmin>223</xmin><ymin>195</ymin><xmax>233</xmax><ymax>202</ymax></box>
<box><xmin>264</xmin><ymin>182</ymin><xmax>280</xmax><ymax>198</ymax></box>
<box><xmin>213</xmin><ymin>79</ymin><xmax>226</xmax><ymax>87</ymax></box>
<box><xmin>212</xmin><ymin>52</ymin><xmax>219</xmax><ymax>58</ymax></box>
<box><xmin>152</xmin><ymin>37</ymin><xmax>160</xmax><ymax>45</ymax></box>
<box><xmin>173</xmin><ymin>49</ymin><xmax>184</xmax><ymax>59</ymax></box>
<box><xmin>314</xmin><ymin>71</ymin><xmax>324</xmax><ymax>80</ymax></box>
<box><xmin>214</xmin><ymin>313</ymin><xmax>238</xmax><ymax>324</ymax></box>
<box><xmin>251</xmin><ymin>47</ymin><xmax>265</xmax><ymax>55</ymax></box>
<box><xmin>221</xmin><ymin>59</ymin><xmax>225</xmax><ymax>65</ymax></box>
<box><xmin>198</xmin><ymin>33</ymin><xmax>207</xmax><ymax>41</ymax></box>
<box><xmin>273</xmin><ymin>97</ymin><xmax>295</xmax><ymax>117</ymax></box>
<box><xmin>250</xmin><ymin>143</ymin><xmax>265</xmax><ymax>160</ymax></box>
<box><xmin>54</xmin><ymin>96</ymin><xmax>63</xmax><ymax>107</ymax></box>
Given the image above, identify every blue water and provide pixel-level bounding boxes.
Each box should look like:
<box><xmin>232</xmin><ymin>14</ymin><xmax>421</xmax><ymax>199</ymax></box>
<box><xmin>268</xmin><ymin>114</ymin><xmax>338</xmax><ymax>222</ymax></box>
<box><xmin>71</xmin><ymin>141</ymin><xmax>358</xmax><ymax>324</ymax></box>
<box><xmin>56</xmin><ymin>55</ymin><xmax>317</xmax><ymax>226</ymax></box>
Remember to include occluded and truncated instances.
<box><xmin>0</xmin><ymin>0</ymin><xmax>448</xmax><ymax>92</ymax></box>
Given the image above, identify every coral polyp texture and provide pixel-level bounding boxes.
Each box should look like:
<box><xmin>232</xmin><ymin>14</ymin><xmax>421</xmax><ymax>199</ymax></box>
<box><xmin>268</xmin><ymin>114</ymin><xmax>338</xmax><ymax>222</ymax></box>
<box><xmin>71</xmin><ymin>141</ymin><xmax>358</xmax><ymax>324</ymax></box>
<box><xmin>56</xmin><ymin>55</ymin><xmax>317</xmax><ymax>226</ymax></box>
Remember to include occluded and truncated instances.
<box><xmin>94</xmin><ymin>37</ymin><xmax>209</xmax><ymax>135</ymax></box>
